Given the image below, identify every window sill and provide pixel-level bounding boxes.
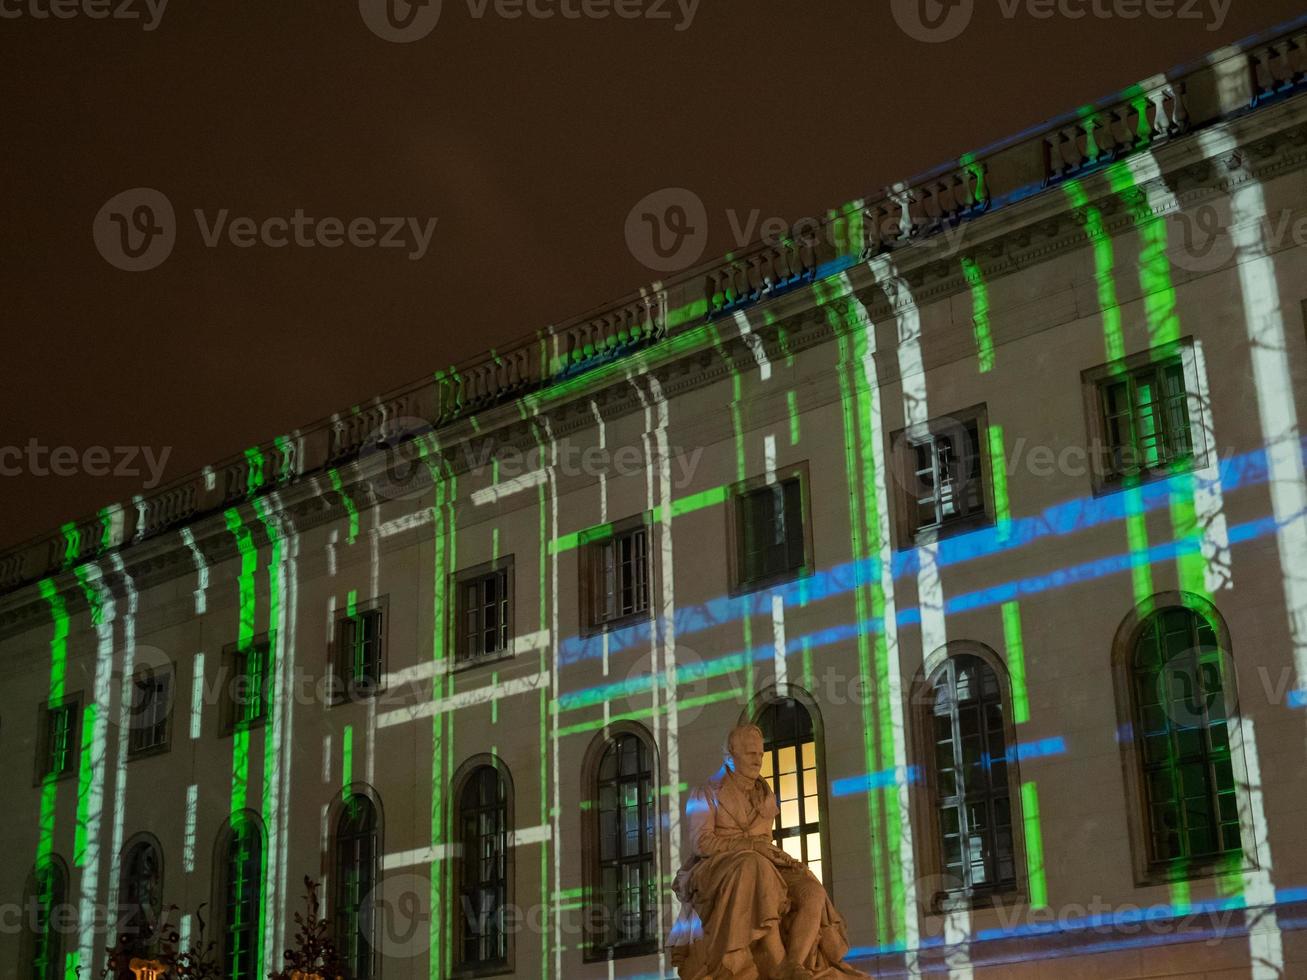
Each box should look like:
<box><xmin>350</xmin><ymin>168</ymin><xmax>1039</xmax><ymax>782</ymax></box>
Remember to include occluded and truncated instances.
<box><xmin>450</xmin><ymin>961</ymin><xmax>512</xmax><ymax>980</ymax></box>
<box><xmin>730</xmin><ymin>564</ymin><xmax>810</xmax><ymax>599</ymax></box>
<box><xmin>221</xmin><ymin>716</ymin><xmax>269</xmax><ymax>738</ymax></box>
<box><xmin>583</xmin><ymin>939</ymin><xmax>659</xmax><ymax>963</ymax></box>
<box><xmin>931</xmin><ymin>885</ymin><xmax>1022</xmax><ymax>916</ymax></box>
<box><xmin>127</xmin><ymin>741</ymin><xmax>172</xmax><ymax>762</ymax></box>
<box><xmin>451</xmin><ymin>651</ymin><xmax>516</xmax><ymax>676</ymax></box>
<box><xmin>907</xmin><ymin>512</ymin><xmax>995</xmax><ymax>549</ymax></box>
<box><xmin>1135</xmin><ymin>852</ymin><xmax>1247</xmax><ymax>887</ymax></box>
<box><xmin>33</xmin><ymin>769</ymin><xmax>76</xmax><ymax>788</ymax></box>
<box><xmin>1092</xmin><ymin>458</ymin><xmax>1198</xmax><ymax>498</ymax></box>
<box><xmin>581</xmin><ymin>611</ymin><xmax>654</xmax><ymax>640</ymax></box>
<box><xmin>329</xmin><ymin>679</ymin><xmax>389</xmax><ymax>706</ymax></box>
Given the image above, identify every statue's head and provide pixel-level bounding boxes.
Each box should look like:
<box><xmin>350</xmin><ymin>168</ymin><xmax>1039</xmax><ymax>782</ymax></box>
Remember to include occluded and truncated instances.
<box><xmin>724</xmin><ymin>723</ymin><xmax>765</xmax><ymax>781</ymax></box>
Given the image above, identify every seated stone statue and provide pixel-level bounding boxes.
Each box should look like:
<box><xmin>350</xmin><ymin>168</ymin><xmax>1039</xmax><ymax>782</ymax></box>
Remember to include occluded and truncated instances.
<box><xmin>668</xmin><ymin>723</ymin><xmax>872</xmax><ymax>980</ymax></box>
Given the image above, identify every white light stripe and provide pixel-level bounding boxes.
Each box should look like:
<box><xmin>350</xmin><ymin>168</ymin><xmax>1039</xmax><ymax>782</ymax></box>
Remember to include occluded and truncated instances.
<box><xmin>383</xmin><ymin>844</ymin><xmax>456</xmax><ymax>869</ymax></box>
<box><xmin>180</xmin><ymin>527</ymin><xmax>209</xmax><ymax>615</ymax></box>
<box><xmin>508</xmin><ymin>823</ymin><xmax>553</xmax><ymax>846</ymax></box>
<box><xmin>190</xmin><ymin>652</ymin><xmax>205</xmax><ymax>739</ymax></box>
<box><xmin>734</xmin><ymin>309</ymin><xmax>772</xmax><ymax>381</ymax></box>
<box><xmin>379</xmin><ymin>509</ymin><xmax>433</xmax><ymax>537</ymax></box>
<box><xmin>382</xmin><ymin>631</ymin><xmax>551</xmax><ymax>689</ymax></box>
<box><xmin>470</xmin><ymin>468</ymin><xmax>548</xmax><ymax>506</ymax></box>
<box><xmin>855</xmin><ymin>266</ymin><xmax>927</xmax><ymax>976</ymax></box>
<box><xmin>764</xmin><ymin>433</ymin><xmax>777</xmax><ymax>484</ymax></box>
<box><xmin>772</xmin><ymin>594</ymin><xmax>788</xmax><ymax>692</ymax></box>
<box><xmin>183</xmin><ymin>785</ymin><xmax>199</xmax><ymax>872</ymax></box>
<box><xmin>377</xmin><ymin>671</ymin><xmax>549</xmax><ymax>728</ymax></box>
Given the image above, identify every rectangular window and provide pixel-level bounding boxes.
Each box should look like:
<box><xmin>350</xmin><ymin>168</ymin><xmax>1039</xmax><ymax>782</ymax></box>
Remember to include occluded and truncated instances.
<box><xmin>128</xmin><ymin>668</ymin><xmax>172</xmax><ymax>756</ymax></box>
<box><xmin>583</xmin><ymin>524</ymin><xmax>650</xmax><ymax>632</ymax></box>
<box><xmin>1083</xmin><ymin>341</ymin><xmax>1204</xmax><ymax>493</ymax></box>
<box><xmin>38</xmin><ymin>700</ymin><xmax>79</xmax><ymax>781</ymax></box>
<box><xmin>336</xmin><ymin>605</ymin><xmax>385</xmax><ymax>699</ymax></box>
<box><xmin>457</xmin><ymin>565</ymin><xmax>512</xmax><ymax>664</ymax></box>
<box><xmin>892</xmin><ymin>406</ymin><xmax>992</xmax><ymax>543</ymax></box>
<box><xmin>731</xmin><ymin>468</ymin><xmax>811</xmax><ymax>592</ymax></box>
<box><xmin>223</xmin><ymin>639</ymin><xmax>272</xmax><ymax>734</ymax></box>
<box><xmin>1099</xmin><ymin>360</ymin><xmax>1193</xmax><ymax>480</ymax></box>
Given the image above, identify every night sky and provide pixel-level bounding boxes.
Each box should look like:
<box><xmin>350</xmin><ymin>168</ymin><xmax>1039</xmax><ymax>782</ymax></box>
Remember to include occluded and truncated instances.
<box><xmin>2</xmin><ymin>0</ymin><xmax>1302</xmax><ymax>551</ymax></box>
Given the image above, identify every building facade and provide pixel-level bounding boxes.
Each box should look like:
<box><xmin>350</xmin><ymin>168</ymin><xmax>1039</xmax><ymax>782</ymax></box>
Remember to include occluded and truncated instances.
<box><xmin>4</xmin><ymin>17</ymin><xmax>1307</xmax><ymax>980</ymax></box>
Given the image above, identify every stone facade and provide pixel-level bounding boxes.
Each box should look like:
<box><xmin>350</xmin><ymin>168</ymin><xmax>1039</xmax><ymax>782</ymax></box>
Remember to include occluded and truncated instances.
<box><xmin>4</xmin><ymin>17</ymin><xmax>1307</xmax><ymax>980</ymax></box>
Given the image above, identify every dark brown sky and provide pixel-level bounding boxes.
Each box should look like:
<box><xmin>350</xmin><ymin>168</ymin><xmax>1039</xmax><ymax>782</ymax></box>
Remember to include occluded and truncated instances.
<box><xmin>1</xmin><ymin>0</ymin><xmax>1301</xmax><ymax>552</ymax></box>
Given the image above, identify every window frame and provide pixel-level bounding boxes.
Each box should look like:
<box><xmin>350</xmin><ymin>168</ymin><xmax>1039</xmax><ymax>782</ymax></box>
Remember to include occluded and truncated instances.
<box><xmin>579</xmin><ymin>517</ymin><xmax>656</xmax><ymax>637</ymax></box>
<box><xmin>889</xmin><ymin>404</ymin><xmax>995</xmax><ymax>548</ymax></box>
<box><xmin>1111</xmin><ymin>594</ymin><xmax>1258</xmax><ymax>886</ymax></box>
<box><xmin>748</xmin><ymin>688</ymin><xmax>831</xmax><ymax>890</ymax></box>
<box><xmin>330</xmin><ymin>596</ymin><xmax>390</xmax><ymax>703</ymax></box>
<box><xmin>118</xmin><ymin>833</ymin><xmax>165</xmax><ymax>956</ymax></box>
<box><xmin>332</xmin><ymin>791</ymin><xmax>380</xmax><ymax>980</ymax></box>
<box><xmin>909</xmin><ymin>643</ymin><xmax>1028</xmax><ymax>915</ymax></box>
<box><xmin>1081</xmin><ymin>339</ymin><xmax>1207</xmax><ymax>496</ymax></box>
<box><xmin>127</xmin><ymin>663</ymin><xmax>175</xmax><ymax>760</ymax></box>
<box><xmin>582</xmin><ymin>724</ymin><xmax>661</xmax><ymax>962</ymax></box>
<box><xmin>34</xmin><ymin>693</ymin><xmax>82</xmax><ymax>785</ymax></box>
<box><xmin>220</xmin><ymin>633</ymin><xmax>274</xmax><ymax>736</ymax></box>
<box><xmin>450</xmin><ymin>757</ymin><xmax>514</xmax><ymax>979</ymax></box>
<box><xmin>214</xmin><ymin>811</ymin><xmax>265</xmax><ymax>980</ymax></box>
<box><xmin>727</xmin><ymin>462</ymin><xmax>815</xmax><ymax>596</ymax></box>
<box><xmin>452</xmin><ymin>559</ymin><xmax>516</xmax><ymax>672</ymax></box>
<box><xmin>21</xmin><ymin>855</ymin><xmax>70</xmax><ymax>980</ymax></box>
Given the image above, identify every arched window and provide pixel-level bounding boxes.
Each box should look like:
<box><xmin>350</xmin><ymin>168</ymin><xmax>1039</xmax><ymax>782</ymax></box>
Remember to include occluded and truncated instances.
<box><xmin>454</xmin><ymin>765</ymin><xmax>509</xmax><ymax>971</ymax></box>
<box><xmin>334</xmin><ymin>796</ymin><xmax>378</xmax><ymax>980</ymax></box>
<box><xmin>1130</xmin><ymin>606</ymin><xmax>1241</xmax><ymax>867</ymax></box>
<box><xmin>218</xmin><ymin>815</ymin><xmax>263</xmax><ymax>980</ymax></box>
<box><xmin>119</xmin><ymin>836</ymin><xmax>164</xmax><ymax>953</ymax></box>
<box><xmin>24</xmin><ymin>856</ymin><xmax>69</xmax><ymax>980</ymax></box>
<box><xmin>926</xmin><ymin>654</ymin><xmax>1017</xmax><ymax>898</ymax></box>
<box><xmin>757</xmin><ymin>698</ymin><xmax>825</xmax><ymax>881</ymax></box>
<box><xmin>588</xmin><ymin>730</ymin><xmax>657</xmax><ymax>957</ymax></box>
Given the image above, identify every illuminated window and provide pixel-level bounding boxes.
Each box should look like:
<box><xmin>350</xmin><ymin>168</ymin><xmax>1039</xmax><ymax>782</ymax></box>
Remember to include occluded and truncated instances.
<box><xmin>119</xmin><ymin>837</ymin><xmax>164</xmax><ymax>954</ymax></box>
<box><xmin>583</xmin><ymin>522</ymin><xmax>650</xmax><ymax>632</ymax></box>
<box><xmin>128</xmin><ymin>668</ymin><xmax>172</xmax><ymax>756</ymax></box>
<box><xmin>733</xmin><ymin>473</ymin><xmax>809</xmax><ymax>591</ymax></box>
<box><xmin>222</xmin><ymin>640</ymin><xmax>271</xmax><ymax>734</ymax></box>
<box><xmin>336</xmin><ymin>606</ymin><xmax>385</xmax><ymax>698</ymax></box>
<box><xmin>758</xmin><ymin>699</ymin><xmax>824</xmax><ymax>882</ymax></box>
<box><xmin>1131</xmin><ymin>607</ymin><xmax>1241</xmax><ymax>867</ymax></box>
<box><xmin>456</xmin><ymin>562</ymin><xmax>513</xmax><ymax>664</ymax></box>
<box><xmin>37</xmin><ymin>699</ymin><xmax>79</xmax><ymax>781</ymax></box>
<box><xmin>455</xmin><ymin>766</ymin><xmax>509</xmax><ymax>971</ymax></box>
<box><xmin>590</xmin><ymin>732</ymin><xmax>657</xmax><ymax>957</ymax></box>
<box><xmin>1098</xmin><ymin>358</ymin><xmax>1193</xmax><ymax>480</ymax></box>
<box><xmin>892</xmin><ymin>406</ymin><xmax>991</xmax><ymax>543</ymax></box>
<box><xmin>334</xmin><ymin>796</ymin><xmax>378</xmax><ymax>980</ymax></box>
<box><xmin>24</xmin><ymin>857</ymin><xmax>68</xmax><ymax>980</ymax></box>
<box><xmin>219</xmin><ymin>816</ymin><xmax>263</xmax><ymax>980</ymax></box>
<box><xmin>927</xmin><ymin>655</ymin><xmax>1017</xmax><ymax>899</ymax></box>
